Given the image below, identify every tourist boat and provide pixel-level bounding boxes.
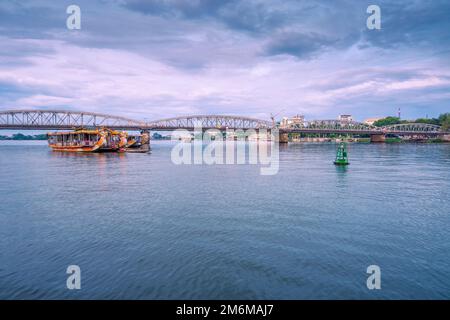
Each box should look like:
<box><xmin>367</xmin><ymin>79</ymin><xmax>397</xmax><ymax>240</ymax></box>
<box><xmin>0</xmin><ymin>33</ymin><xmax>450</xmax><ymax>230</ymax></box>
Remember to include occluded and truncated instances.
<box><xmin>126</xmin><ymin>135</ymin><xmax>138</xmax><ymax>148</ymax></box>
<box><xmin>99</xmin><ymin>129</ymin><xmax>128</xmax><ymax>152</ymax></box>
<box><xmin>48</xmin><ymin>129</ymin><xmax>107</xmax><ymax>152</ymax></box>
<box><xmin>47</xmin><ymin>128</ymin><xmax>128</xmax><ymax>152</ymax></box>
<box><xmin>125</xmin><ymin>131</ymin><xmax>150</xmax><ymax>153</ymax></box>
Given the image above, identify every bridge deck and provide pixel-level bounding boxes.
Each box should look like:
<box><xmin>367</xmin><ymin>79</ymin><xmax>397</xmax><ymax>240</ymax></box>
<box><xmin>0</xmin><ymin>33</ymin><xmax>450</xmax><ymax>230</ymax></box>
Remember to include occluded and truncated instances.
<box><xmin>0</xmin><ymin>109</ymin><xmax>448</xmax><ymax>135</ymax></box>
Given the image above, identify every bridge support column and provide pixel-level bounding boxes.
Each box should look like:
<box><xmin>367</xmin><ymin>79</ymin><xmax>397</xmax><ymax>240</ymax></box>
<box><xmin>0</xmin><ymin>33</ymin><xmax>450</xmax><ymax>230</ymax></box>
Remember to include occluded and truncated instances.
<box><xmin>370</xmin><ymin>134</ymin><xmax>386</xmax><ymax>143</ymax></box>
<box><xmin>142</xmin><ymin>129</ymin><xmax>151</xmax><ymax>152</ymax></box>
<box><xmin>277</xmin><ymin>133</ymin><xmax>289</xmax><ymax>144</ymax></box>
<box><xmin>442</xmin><ymin>134</ymin><xmax>450</xmax><ymax>142</ymax></box>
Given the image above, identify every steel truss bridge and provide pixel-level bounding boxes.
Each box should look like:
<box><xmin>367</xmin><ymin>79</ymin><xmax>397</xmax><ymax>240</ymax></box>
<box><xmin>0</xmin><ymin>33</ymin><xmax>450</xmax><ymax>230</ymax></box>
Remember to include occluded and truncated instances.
<box><xmin>280</xmin><ymin>120</ymin><xmax>446</xmax><ymax>136</ymax></box>
<box><xmin>145</xmin><ymin>115</ymin><xmax>272</xmax><ymax>130</ymax></box>
<box><xmin>0</xmin><ymin>110</ymin><xmax>270</xmax><ymax>131</ymax></box>
<box><xmin>0</xmin><ymin>109</ymin><xmax>448</xmax><ymax>136</ymax></box>
<box><xmin>0</xmin><ymin>110</ymin><xmax>147</xmax><ymax>130</ymax></box>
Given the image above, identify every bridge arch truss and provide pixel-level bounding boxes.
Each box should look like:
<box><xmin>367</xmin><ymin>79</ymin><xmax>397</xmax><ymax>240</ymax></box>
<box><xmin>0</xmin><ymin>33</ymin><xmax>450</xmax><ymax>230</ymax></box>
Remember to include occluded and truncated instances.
<box><xmin>380</xmin><ymin>123</ymin><xmax>443</xmax><ymax>134</ymax></box>
<box><xmin>0</xmin><ymin>109</ymin><xmax>448</xmax><ymax>135</ymax></box>
<box><xmin>281</xmin><ymin>120</ymin><xmax>448</xmax><ymax>135</ymax></box>
<box><xmin>281</xmin><ymin>120</ymin><xmax>378</xmax><ymax>134</ymax></box>
<box><xmin>147</xmin><ymin>115</ymin><xmax>272</xmax><ymax>130</ymax></box>
<box><xmin>0</xmin><ymin>109</ymin><xmax>146</xmax><ymax>130</ymax></box>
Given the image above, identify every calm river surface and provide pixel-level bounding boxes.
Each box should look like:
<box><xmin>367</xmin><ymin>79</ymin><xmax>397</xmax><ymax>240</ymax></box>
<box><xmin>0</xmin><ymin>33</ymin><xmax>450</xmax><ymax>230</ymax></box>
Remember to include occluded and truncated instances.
<box><xmin>1</xmin><ymin>141</ymin><xmax>450</xmax><ymax>299</ymax></box>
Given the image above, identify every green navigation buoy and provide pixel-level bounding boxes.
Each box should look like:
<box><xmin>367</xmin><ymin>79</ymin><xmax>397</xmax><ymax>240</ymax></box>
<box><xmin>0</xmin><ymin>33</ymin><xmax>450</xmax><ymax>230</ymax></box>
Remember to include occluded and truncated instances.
<box><xmin>334</xmin><ymin>142</ymin><xmax>349</xmax><ymax>165</ymax></box>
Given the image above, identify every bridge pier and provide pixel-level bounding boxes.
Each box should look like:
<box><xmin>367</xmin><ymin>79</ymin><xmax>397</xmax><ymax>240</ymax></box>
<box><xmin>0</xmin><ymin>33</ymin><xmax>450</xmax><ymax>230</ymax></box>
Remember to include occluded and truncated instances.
<box><xmin>370</xmin><ymin>134</ymin><xmax>386</xmax><ymax>143</ymax></box>
<box><xmin>141</xmin><ymin>129</ymin><xmax>151</xmax><ymax>152</ymax></box>
<box><xmin>443</xmin><ymin>134</ymin><xmax>450</xmax><ymax>142</ymax></box>
<box><xmin>278</xmin><ymin>133</ymin><xmax>289</xmax><ymax>144</ymax></box>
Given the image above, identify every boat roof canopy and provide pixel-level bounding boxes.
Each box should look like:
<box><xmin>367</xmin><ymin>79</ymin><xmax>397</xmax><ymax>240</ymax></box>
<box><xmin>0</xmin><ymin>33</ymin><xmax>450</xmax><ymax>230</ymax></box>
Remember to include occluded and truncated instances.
<box><xmin>48</xmin><ymin>129</ymin><xmax>101</xmax><ymax>135</ymax></box>
<box><xmin>48</xmin><ymin>128</ymin><xmax>127</xmax><ymax>135</ymax></box>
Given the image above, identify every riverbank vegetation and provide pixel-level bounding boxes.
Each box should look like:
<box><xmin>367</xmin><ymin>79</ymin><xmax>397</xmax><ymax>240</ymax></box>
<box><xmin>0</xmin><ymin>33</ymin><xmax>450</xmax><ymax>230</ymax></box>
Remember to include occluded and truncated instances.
<box><xmin>0</xmin><ymin>133</ymin><xmax>47</xmax><ymax>140</ymax></box>
<box><xmin>373</xmin><ymin>113</ymin><xmax>450</xmax><ymax>130</ymax></box>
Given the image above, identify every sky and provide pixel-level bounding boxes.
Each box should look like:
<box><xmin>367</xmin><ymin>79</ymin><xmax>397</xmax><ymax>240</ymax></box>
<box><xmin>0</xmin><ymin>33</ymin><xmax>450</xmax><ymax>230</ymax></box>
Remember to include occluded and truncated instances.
<box><xmin>0</xmin><ymin>0</ymin><xmax>449</xmax><ymax>122</ymax></box>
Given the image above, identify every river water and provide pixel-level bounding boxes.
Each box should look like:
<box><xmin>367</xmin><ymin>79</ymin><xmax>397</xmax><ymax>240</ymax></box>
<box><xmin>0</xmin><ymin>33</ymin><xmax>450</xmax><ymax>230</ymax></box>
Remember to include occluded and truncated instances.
<box><xmin>1</xmin><ymin>141</ymin><xmax>450</xmax><ymax>299</ymax></box>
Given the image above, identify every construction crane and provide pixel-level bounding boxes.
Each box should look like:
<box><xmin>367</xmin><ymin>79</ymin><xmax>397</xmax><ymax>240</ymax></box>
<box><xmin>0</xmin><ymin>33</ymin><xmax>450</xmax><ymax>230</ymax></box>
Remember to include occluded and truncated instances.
<box><xmin>270</xmin><ymin>109</ymin><xmax>285</xmax><ymax>127</ymax></box>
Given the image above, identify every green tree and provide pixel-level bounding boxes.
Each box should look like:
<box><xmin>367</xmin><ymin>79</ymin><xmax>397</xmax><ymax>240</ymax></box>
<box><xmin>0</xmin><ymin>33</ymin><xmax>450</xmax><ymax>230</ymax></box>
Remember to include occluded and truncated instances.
<box><xmin>373</xmin><ymin>117</ymin><xmax>402</xmax><ymax>127</ymax></box>
<box><xmin>415</xmin><ymin>118</ymin><xmax>440</xmax><ymax>125</ymax></box>
<box><xmin>12</xmin><ymin>133</ymin><xmax>28</xmax><ymax>140</ymax></box>
<box><xmin>32</xmin><ymin>134</ymin><xmax>48</xmax><ymax>140</ymax></box>
<box><xmin>152</xmin><ymin>132</ymin><xmax>163</xmax><ymax>139</ymax></box>
<box><xmin>439</xmin><ymin>113</ymin><xmax>450</xmax><ymax>131</ymax></box>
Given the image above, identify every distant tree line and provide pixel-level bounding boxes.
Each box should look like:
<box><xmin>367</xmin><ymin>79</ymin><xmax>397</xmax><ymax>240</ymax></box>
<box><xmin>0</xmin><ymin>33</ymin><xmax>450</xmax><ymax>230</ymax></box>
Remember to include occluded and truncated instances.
<box><xmin>373</xmin><ymin>113</ymin><xmax>450</xmax><ymax>130</ymax></box>
<box><xmin>152</xmin><ymin>132</ymin><xmax>171</xmax><ymax>140</ymax></box>
<box><xmin>0</xmin><ymin>133</ymin><xmax>48</xmax><ymax>140</ymax></box>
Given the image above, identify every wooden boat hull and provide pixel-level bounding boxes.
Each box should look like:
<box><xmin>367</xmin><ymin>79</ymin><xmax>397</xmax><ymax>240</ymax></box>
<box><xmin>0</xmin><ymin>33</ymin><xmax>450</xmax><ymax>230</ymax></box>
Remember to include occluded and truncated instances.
<box><xmin>97</xmin><ymin>148</ymin><xmax>127</xmax><ymax>153</ymax></box>
<box><xmin>125</xmin><ymin>144</ymin><xmax>151</xmax><ymax>153</ymax></box>
<box><xmin>49</xmin><ymin>144</ymin><xmax>101</xmax><ymax>152</ymax></box>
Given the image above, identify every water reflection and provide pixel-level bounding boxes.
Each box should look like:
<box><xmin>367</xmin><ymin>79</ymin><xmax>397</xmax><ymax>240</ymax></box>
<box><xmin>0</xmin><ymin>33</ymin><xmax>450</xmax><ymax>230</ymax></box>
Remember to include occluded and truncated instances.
<box><xmin>48</xmin><ymin>150</ymin><xmax>128</xmax><ymax>179</ymax></box>
<box><xmin>48</xmin><ymin>150</ymin><xmax>127</xmax><ymax>159</ymax></box>
<box><xmin>335</xmin><ymin>165</ymin><xmax>348</xmax><ymax>174</ymax></box>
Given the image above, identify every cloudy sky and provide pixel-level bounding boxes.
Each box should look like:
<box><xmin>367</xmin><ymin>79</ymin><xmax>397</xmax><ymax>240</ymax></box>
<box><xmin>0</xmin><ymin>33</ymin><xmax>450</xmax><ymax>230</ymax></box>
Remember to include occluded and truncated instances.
<box><xmin>0</xmin><ymin>0</ymin><xmax>449</xmax><ymax>122</ymax></box>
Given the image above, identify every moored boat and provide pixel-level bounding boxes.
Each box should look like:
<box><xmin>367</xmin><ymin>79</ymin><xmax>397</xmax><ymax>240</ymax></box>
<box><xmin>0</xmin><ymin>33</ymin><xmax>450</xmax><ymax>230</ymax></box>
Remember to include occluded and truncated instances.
<box><xmin>48</xmin><ymin>129</ymin><xmax>108</xmax><ymax>152</ymax></box>
<box><xmin>47</xmin><ymin>128</ymin><xmax>128</xmax><ymax>153</ymax></box>
<box><xmin>125</xmin><ymin>131</ymin><xmax>150</xmax><ymax>153</ymax></box>
<box><xmin>98</xmin><ymin>129</ymin><xmax>128</xmax><ymax>152</ymax></box>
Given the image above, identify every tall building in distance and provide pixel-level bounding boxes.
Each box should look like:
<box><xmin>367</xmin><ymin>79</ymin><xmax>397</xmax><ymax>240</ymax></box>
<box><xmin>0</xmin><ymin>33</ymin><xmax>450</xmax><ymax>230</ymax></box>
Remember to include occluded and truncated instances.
<box><xmin>364</xmin><ymin>118</ymin><xmax>383</xmax><ymax>126</ymax></box>
<box><xmin>338</xmin><ymin>114</ymin><xmax>353</xmax><ymax>123</ymax></box>
<box><xmin>280</xmin><ymin>115</ymin><xmax>305</xmax><ymax>128</ymax></box>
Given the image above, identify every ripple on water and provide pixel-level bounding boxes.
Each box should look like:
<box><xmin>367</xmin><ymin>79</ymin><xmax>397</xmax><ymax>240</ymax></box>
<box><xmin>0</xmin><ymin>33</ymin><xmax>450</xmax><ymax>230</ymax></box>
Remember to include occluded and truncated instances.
<box><xmin>1</xmin><ymin>142</ymin><xmax>450</xmax><ymax>299</ymax></box>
